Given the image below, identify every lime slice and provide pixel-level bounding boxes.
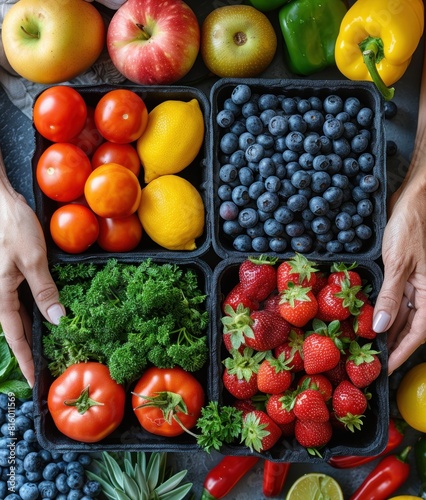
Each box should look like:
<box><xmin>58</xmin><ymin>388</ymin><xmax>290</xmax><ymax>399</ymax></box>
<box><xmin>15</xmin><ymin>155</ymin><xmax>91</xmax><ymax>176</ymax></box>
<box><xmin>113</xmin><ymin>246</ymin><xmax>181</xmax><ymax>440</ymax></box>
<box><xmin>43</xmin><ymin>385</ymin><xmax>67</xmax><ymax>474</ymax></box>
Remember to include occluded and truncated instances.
<box><xmin>286</xmin><ymin>473</ymin><xmax>344</xmax><ymax>500</ymax></box>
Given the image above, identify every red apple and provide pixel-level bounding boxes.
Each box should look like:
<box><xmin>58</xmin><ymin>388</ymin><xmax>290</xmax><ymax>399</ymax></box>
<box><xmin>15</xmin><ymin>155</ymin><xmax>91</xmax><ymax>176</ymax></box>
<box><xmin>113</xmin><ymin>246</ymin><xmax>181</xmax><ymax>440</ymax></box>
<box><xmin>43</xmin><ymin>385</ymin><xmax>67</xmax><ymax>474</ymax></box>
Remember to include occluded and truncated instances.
<box><xmin>106</xmin><ymin>0</ymin><xmax>200</xmax><ymax>85</ymax></box>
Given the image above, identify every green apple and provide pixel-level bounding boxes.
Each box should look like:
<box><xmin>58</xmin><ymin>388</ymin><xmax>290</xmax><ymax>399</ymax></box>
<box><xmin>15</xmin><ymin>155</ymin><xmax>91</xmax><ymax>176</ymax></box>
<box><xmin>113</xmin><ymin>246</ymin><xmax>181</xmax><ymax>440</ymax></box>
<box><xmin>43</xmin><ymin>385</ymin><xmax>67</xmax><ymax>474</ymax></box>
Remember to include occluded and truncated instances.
<box><xmin>201</xmin><ymin>5</ymin><xmax>277</xmax><ymax>78</ymax></box>
<box><xmin>2</xmin><ymin>0</ymin><xmax>105</xmax><ymax>84</ymax></box>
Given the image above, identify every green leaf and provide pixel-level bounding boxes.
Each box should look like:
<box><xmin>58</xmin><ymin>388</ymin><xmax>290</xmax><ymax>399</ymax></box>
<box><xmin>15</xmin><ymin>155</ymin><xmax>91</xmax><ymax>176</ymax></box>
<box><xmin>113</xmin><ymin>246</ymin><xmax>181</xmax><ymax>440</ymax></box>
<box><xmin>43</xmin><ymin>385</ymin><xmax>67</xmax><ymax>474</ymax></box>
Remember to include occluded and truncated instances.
<box><xmin>113</xmin><ymin>488</ymin><xmax>131</xmax><ymax>500</ymax></box>
<box><xmin>155</xmin><ymin>470</ymin><xmax>189</xmax><ymax>495</ymax></box>
<box><xmin>146</xmin><ymin>453</ymin><xmax>162</xmax><ymax>491</ymax></box>
<box><xmin>158</xmin><ymin>482</ymin><xmax>193</xmax><ymax>500</ymax></box>
<box><xmin>0</xmin><ymin>379</ymin><xmax>32</xmax><ymax>399</ymax></box>
<box><xmin>122</xmin><ymin>474</ymin><xmax>142</xmax><ymax>500</ymax></box>
<box><xmin>102</xmin><ymin>453</ymin><xmax>126</xmax><ymax>490</ymax></box>
<box><xmin>0</xmin><ymin>335</ymin><xmax>12</xmax><ymax>376</ymax></box>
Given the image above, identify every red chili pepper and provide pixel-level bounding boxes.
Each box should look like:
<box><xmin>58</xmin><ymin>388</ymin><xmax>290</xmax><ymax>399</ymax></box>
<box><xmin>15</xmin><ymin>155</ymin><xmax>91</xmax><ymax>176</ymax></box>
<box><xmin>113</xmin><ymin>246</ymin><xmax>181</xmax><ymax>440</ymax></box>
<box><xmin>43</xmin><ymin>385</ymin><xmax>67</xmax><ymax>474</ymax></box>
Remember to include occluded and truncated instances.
<box><xmin>328</xmin><ymin>418</ymin><xmax>407</xmax><ymax>469</ymax></box>
<box><xmin>201</xmin><ymin>456</ymin><xmax>260</xmax><ymax>500</ymax></box>
<box><xmin>349</xmin><ymin>446</ymin><xmax>412</xmax><ymax>500</ymax></box>
<box><xmin>263</xmin><ymin>460</ymin><xmax>290</xmax><ymax>497</ymax></box>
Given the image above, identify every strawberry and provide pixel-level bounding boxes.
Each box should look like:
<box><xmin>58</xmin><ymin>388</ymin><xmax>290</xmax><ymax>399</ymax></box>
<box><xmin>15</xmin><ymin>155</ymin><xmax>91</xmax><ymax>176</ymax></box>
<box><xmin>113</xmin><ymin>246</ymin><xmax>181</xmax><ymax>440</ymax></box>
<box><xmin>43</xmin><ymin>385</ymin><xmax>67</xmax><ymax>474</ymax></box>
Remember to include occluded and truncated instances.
<box><xmin>239</xmin><ymin>255</ymin><xmax>278</xmax><ymax>302</ymax></box>
<box><xmin>279</xmin><ymin>419</ymin><xmax>296</xmax><ymax>438</ymax></box>
<box><xmin>241</xmin><ymin>409</ymin><xmax>282</xmax><ymax>452</ymax></box>
<box><xmin>345</xmin><ymin>341</ymin><xmax>381</xmax><ymax>388</ymax></box>
<box><xmin>222</xmin><ymin>304</ymin><xmax>291</xmax><ymax>351</ymax></box>
<box><xmin>294</xmin><ymin>419</ymin><xmax>333</xmax><ymax>449</ymax></box>
<box><xmin>274</xmin><ymin>327</ymin><xmax>305</xmax><ymax>372</ymax></box>
<box><xmin>316</xmin><ymin>280</ymin><xmax>363</xmax><ymax>322</ymax></box>
<box><xmin>266</xmin><ymin>393</ymin><xmax>296</xmax><ymax>425</ymax></box>
<box><xmin>354</xmin><ymin>302</ymin><xmax>376</xmax><ymax>339</ymax></box>
<box><xmin>263</xmin><ymin>292</ymin><xmax>281</xmax><ymax>314</ymax></box>
<box><xmin>302</xmin><ymin>332</ymin><xmax>341</xmax><ymax>374</ymax></box>
<box><xmin>297</xmin><ymin>374</ymin><xmax>333</xmax><ymax>402</ymax></box>
<box><xmin>278</xmin><ymin>282</ymin><xmax>318</xmax><ymax>327</ymax></box>
<box><xmin>332</xmin><ymin>380</ymin><xmax>368</xmax><ymax>432</ymax></box>
<box><xmin>339</xmin><ymin>317</ymin><xmax>357</xmax><ymax>342</ymax></box>
<box><xmin>222</xmin><ymin>331</ymin><xmax>245</xmax><ymax>354</ymax></box>
<box><xmin>232</xmin><ymin>398</ymin><xmax>258</xmax><ymax>415</ymax></box>
<box><xmin>257</xmin><ymin>354</ymin><xmax>293</xmax><ymax>394</ymax></box>
<box><xmin>311</xmin><ymin>271</ymin><xmax>328</xmax><ymax>295</ymax></box>
<box><xmin>293</xmin><ymin>388</ymin><xmax>330</xmax><ymax>422</ymax></box>
<box><xmin>222</xmin><ymin>348</ymin><xmax>265</xmax><ymax>400</ymax></box>
<box><xmin>222</xmin><ymin>283</ymin><xmax>259</xmax><ymax>314</ymax></box>
<box><xmin>323</xmin><ymin>355</ymin><xmax>349</xmax><ymax>387</ymax></box>
<box><xmin>277</xmin><ymin>253</ymin><xmax>318</xmax><ymax>292</ymax></box>
<box><xmin>328</xmin><ymin>262</ymin><xmax>362</xmax><ymax>287</ymax></box>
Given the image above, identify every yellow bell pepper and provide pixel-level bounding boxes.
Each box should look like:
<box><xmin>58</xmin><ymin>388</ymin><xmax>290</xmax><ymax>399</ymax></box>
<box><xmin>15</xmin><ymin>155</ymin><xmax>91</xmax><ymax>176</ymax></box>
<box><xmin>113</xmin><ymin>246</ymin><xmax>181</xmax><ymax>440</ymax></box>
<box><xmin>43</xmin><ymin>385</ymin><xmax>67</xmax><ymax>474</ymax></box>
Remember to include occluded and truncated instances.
<box><xmin>335</xmin><ymin>0</ymin><xmax>424</xmax><ymax>100</ymax></box>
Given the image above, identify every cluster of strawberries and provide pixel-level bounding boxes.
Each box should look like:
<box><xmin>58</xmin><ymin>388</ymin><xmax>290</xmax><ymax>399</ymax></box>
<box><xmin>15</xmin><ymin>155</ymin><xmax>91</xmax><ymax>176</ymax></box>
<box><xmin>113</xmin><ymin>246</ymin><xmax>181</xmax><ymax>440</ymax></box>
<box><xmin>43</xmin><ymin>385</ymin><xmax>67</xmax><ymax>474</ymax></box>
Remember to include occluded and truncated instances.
<box><xmin>220</xmin><ymin>253</ymin><xmax>383</xmax><ymax>455</ymax></box>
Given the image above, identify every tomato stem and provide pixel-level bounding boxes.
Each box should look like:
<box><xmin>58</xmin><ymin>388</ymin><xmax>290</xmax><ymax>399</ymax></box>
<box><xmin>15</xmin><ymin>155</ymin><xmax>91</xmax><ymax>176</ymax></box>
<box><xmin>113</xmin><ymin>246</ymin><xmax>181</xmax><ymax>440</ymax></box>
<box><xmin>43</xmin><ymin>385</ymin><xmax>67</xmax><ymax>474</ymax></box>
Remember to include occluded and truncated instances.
<box><xmin>63</xmin><ymin>385</ymin><xmax>104</xmax><ymax>414</ymax></box>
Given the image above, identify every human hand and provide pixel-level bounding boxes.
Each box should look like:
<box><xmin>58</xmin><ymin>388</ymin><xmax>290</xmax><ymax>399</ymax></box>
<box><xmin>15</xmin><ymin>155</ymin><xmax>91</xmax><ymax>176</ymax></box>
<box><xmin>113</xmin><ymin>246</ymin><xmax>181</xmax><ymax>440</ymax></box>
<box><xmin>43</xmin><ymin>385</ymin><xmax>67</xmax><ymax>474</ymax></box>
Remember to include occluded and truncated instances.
<box><xmin>373</xmin><ymin>180</ymin><xmax>426</xmax><ymax>374</ymax></box>
<box><xmin>0</xmin><ymin>151</ymin><xmax>65</xmax><ymax>387</ymax></box>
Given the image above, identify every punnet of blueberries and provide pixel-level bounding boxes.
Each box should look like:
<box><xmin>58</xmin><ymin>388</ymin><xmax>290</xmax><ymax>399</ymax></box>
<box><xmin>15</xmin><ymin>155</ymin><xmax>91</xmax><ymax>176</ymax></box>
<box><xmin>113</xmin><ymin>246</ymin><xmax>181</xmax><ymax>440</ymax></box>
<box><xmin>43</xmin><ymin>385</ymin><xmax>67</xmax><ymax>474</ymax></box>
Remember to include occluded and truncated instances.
<box><xmin>0</xmin><ymin>393</ymin><xmax>101</xmax><ymax>499</ymax></box>
<box><xmin>215</xmin><ymin>83</ymin><xmax>384</xmax><ymax>255</ymax></box>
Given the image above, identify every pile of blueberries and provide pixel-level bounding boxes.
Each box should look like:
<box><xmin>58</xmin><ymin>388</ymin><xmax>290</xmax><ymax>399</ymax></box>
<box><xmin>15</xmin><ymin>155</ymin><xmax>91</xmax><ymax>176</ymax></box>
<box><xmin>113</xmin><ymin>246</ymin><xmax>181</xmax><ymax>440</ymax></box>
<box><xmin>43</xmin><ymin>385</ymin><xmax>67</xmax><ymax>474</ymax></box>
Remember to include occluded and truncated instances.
<box><xmin>215</xmin><ymin>83</ymin><xmax>383</xmax><ymax>254</ymax></box>
<box><xmin>0</xmin><ymin>394</ymin><xmax>101</xmax><ymax>499</ymax></box>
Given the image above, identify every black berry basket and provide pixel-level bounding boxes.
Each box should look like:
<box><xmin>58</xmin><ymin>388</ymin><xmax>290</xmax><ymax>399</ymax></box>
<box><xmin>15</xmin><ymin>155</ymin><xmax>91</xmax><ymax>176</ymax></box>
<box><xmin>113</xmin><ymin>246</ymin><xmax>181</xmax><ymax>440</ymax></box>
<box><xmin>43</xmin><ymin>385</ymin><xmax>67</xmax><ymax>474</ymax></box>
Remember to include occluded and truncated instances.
<box><xmin>209</xmin><ymin>78</ymin><xmax>386</xmax><ymax>262</ymax></box>
<box><xmin>211</xmin><ymin>256</ymin><xmax>389</xmax><ymax>463</ymax></box>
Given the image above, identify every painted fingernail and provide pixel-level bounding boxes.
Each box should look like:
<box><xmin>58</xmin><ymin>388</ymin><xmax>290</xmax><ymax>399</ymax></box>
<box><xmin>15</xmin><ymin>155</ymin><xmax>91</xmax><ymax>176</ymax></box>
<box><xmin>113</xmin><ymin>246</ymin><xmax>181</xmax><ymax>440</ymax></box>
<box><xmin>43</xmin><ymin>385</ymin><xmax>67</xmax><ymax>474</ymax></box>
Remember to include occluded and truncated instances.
<box><xmin>47</xmin><ymin>304</ymin><xmax>65</xmax><ymax>325</ymax></box>
<box><xmin>372</xmin><ymin>311</ymin><xmax>391</xmax><ymax>333</ymax></box>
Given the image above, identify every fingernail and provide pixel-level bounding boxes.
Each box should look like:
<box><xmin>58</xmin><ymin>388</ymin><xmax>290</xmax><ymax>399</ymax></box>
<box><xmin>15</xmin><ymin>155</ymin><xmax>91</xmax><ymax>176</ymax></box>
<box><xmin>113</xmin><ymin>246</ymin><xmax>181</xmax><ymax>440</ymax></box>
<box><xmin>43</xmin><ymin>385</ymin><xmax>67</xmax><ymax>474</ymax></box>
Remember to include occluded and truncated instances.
<box><xmin>47</xmin><ymin>304</ymin><xmax>65</xmax><ymax>325</ymax></box>
<box><xmin>372</xmin><ymin>311</ymin><xmax>391</xmax><ymax>333</ymax></box>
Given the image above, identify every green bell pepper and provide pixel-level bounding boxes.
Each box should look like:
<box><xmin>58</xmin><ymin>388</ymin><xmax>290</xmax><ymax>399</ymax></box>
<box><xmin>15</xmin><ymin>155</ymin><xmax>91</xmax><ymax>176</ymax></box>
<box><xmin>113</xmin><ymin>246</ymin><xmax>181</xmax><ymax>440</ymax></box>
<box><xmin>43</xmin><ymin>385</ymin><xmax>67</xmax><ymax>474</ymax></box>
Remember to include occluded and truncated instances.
<box><xmin>247</xmin><ymin>0</ymin><xmax>290</xmax><ymax>11</ymax></box>
<box><xmin>278</xmin><ymin>0</ymin><xmax>348</xmax><ymax>75</ymax></box>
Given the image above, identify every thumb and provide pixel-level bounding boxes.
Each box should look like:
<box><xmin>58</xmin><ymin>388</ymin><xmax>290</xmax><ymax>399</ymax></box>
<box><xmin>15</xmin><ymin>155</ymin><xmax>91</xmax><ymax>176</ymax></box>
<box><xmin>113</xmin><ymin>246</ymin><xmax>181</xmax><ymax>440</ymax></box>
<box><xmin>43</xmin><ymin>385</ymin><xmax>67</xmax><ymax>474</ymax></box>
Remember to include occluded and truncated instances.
<box><xmin>372</xmin><ymin>268</ymin><xmax>408</xmax><ymax>333</ymax></box>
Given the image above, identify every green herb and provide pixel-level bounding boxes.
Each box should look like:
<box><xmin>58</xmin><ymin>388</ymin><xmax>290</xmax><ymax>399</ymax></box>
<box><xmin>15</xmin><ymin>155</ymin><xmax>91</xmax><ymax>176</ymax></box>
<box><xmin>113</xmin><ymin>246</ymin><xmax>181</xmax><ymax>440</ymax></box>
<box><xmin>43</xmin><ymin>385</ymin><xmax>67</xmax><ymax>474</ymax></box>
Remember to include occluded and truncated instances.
<box><xmin>196</xmin><ymin>401</ymin><xmax>243</xmax><ymax>453</ymax></box>
<box><xmin>43</xmin><ymin>259</ymin><xmax>209</xmax><ymax>385</ymax></box>
<box><xmin>0</xmin><ymin>331</ymin><xmax>32</xmax><ymax>399</ymax></box>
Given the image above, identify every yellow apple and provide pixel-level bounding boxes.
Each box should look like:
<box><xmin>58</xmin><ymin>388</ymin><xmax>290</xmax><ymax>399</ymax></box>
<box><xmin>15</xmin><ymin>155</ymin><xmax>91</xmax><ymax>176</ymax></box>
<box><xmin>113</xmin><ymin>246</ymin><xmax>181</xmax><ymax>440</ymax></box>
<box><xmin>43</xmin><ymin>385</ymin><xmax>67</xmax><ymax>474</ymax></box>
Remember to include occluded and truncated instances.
<box><xmin>201</xmin><ymin>5</ymin><xmax>277</xmax><ymax>78</ymax></box>
<box><xmin>2</xmin><ymin>0</ymin><xmax>106</xmax><ymax>84</ymax></box>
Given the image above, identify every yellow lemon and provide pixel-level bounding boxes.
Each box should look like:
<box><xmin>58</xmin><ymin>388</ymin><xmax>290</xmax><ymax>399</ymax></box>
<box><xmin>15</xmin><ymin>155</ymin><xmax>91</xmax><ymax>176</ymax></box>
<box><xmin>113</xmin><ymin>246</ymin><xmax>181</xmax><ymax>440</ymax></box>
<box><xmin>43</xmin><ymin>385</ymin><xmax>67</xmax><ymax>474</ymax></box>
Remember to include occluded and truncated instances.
<box><xmin>396</xmin><ymin>362</ymin><xmax>426</xmax><ymax>432</ymax></box>
<box><xmin>137</xmin><ymin>174</ymin><xmax>205</xmax><ymax>251</ymax></box>
<box><xmin>137</xmin><ymin>99</ymin><xmax>204</xmax><ymax>183</ymax></box>
<box><xmin>286</xmin><ymin>473</ymin><xmax>344</xmax><ymax>500</ymax></box>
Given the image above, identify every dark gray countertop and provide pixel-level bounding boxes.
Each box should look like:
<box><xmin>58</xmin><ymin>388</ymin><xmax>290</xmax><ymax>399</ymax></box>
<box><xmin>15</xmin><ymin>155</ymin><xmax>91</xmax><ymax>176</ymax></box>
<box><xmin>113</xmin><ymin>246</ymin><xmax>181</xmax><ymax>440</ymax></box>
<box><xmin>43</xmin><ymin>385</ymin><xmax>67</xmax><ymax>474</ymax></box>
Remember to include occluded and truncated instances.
<box><xmin>1</xmin><ymin>1</ymin><xmax>425</xmax><ymax>498</ymax></box>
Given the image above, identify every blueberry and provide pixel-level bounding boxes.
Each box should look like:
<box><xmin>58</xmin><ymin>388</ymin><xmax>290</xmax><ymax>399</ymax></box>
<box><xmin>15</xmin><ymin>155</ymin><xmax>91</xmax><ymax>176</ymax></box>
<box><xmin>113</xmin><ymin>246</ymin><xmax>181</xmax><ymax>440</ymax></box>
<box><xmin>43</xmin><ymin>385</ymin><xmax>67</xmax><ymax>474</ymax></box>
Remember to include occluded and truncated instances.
<box><xmin>256</xmin><ymin>133</ymin><xmax>275</xmax><ymax>150</ymax></box>
<box><xmin>341</xmin><ymin>201</ymin><xmax>357</xmax><ymax>216</ymax></box>
<box><xmin>223</xmin><ymin>98</ymin><xmax>241</xmax><ymax>116</ymax></box>
<box><xmin>332</xmin><ymin>137</ymin><xmax>351</xmax><ymax>158</ymax></box>
<box><xmin>311</xmin><ymin>216</ymin><xmax>332</xmax><ymax>234</ymax></box>
<box><xmin>231</xmin><ymin>185</ymin><xmax>250</xmax><ymax>206</ymax></box>
<box><xmin>238</xmin><ymin>131</ymin><xmax>256</xmax><ymax>151</ymax></box>
<box><xmin>386</xmin><ymin>140</ymin><xmax>398</xmax><ymax>156</ymax></box>
<box><xmin>238</xmin><ymin>166</ymin><xmax>255</xmax><ymax>187</ymax></box>
<box><xmin>291</xmin><ymin>234</ymin><xmax>313</xmax><ymax>252</ymax></box>
<box><xmin>311</xmin><ymin>171</ymin><xmax>331</xmax><ymax>194</ymax></box>
<box><xmin>323</xmin><ymin>118</ymin><xmax>344</xmax><ymax>139</ymax></box>
<box><xmin>278</xmin><ymin>179</ymin><xmax>297</xmax><ymax>199</ymax></box>
<box><xmin>245</xmin><ymin>143</ymin><xmax>265</xmax><ymax>162</ymax></box>
<box><xmin>358</xmin><ymin>152</ymin><xmax>375</xmax><ymax>172</ymax></box>
<box><xmin>351</xmin><ymin>133</ymin><xmax>369</xmax><ymax>153</ymax></box>
<box><xmin>343</xmin><ymin>121</ymin><xmax>359</xmax><ymax>140</ymax></box>
<box><xmin>323</xmin><ymin>186</ymin><xmax>344</xmax><ymax>209</ymax></box>
<box><xmin>337</xmin><ymin>228</ymin><xmax>356</xmax><ymax>243</ymax></box>
<box><xmin>326</xmin><ymin>240</ymin><xmax>344</xmax><ymax>253</ymax></box>
<box><xmin>285</xmin><ymin>131</ymin><xmax>305</xmax><ymax>152</ymax></box>
<box><xmin>316</xmin><ymin>230</ymin><xmax>334</xmax><ymax>243</ymax></box>
<box><xmin>23</xmin><ymin>428</ymin><xmax>37</xmax><ymax>444</ymax></box>
<box><xmin>357</xmin><ymin>198</ymin><xmax>374</xmax><ymax>217</ymax></box>
<box><xmin>281</xmin><ymin>97</ymin><xmax>298</xmax><ymax>114</ymax></box>
<box><xmin>67</xmin><ymin>471</ymin><xmax>85</xmax><ymax>490</ymax></box>
<box><xmin>218</xmin><ymin>184</ymin><xmax>232</xmax><ymax>201</ymax></box>
<box><xmin>290</xmin><ymin>170</ymin><xmax>311</xmax><ymax>190</ymax></box>
<box><xmin>323</xmin><ymin>95</ymin><xmax>343</xmax><ymax>115</ymax></box>
<box><xmin>264</xmin><ymin>175</ymin><xmax>281</xmax><ymax>192</ymax></box>
<box><xmin>223</xmin><ymin>220</ymin><xmax>243</xmax><ymax>237</ymax></box>
<box><xmin>216</xmin><ymin>109</ymin><xmax>235</xmax><ymax>128</ymax></box>
<box><xmin>67</xmin><ymin>489</ymin><xmax>84</xmax><ymax>500</ymax></box>
<box><xmin>232</xmin><ymin>234</ymin><xmax>252</xmax><ymax>252</ymax></box>
<box><xmin>335</xmin><ymin>211</ymin><xmax>353</xmax><ymax>230</ymax></box>
<box><xmin>229</xmin><ymin>149</ymin><xmax>246</xmax><ymax>168</ymax></box>
<box><xmin>257</xmin><ymin>192</ymin><xmax>280</xmax><ymax>212</ymax></box>
<box><xmin>309</xmin><ymin>196</ymin><xmax>329</xmax><ymax>215</ymax></box>
<box><xmin>219</xmin><ymin>163</ymin><xmax>238</xmax><ymax>184</ymax></box>
<box><xmin>245</xmin><ymin>115</ymin><xmax>263</xmax><ymax>135</ymax></box>
<box><xmin>258</xmin><ymin>93</ymin><xmax>279</xmax><ymax>110</ymax></box>
<box><xmin>326</xmin><ymin>153</ymin><xmax>343</xmax><ymax>174</ymax></box>
<box><xmin>303</xmin><ymin>110</ymin><xmax>324</xmax><ymax>132</ymax></box>
<box><xmin>242</xmin><ymin>101</ymin><xmax>259</xmax><ymax>118</ymax></box>
<box><xmin>298</xmin><ymin>187</ymin><xmax>312</xmax><ymax>200</ymax></box>
<box><xmin>274</xmin><ymin>206</ymin><xmax>294</xmax><ymax>224</ymax></box>
<box><xmin>259</xmin><ymin>109</ymin><xmax>276</xmax><ymax>126</ymax></box>
<box><xmin>268</xmin><ymin>115</ymin><xmax>289</xmax><ymax>136</ymax></box>
<box><xmin>303</xmin><ymin>134</ymin><xmax>322</xmax><ymax>154</ymax></box>
<box><xmin>285</xmin><ymin>221</ymin><xmax>305</xmax><ymax>237</ymax></box>
<box><xmin>298</xmin><ymin>152</ymin><xmax>314</xmax><ymax>169</ymax></box>
<box><xmin>285</xmin><ymin>161</ymin><xmax>301</xmax><ymax>179</ymax></box>
<box><xmin>4</xmin><ymin>494</ymin><xmax>21</xmax><ymax>500</ymax></box>
<box><xmin>82</xmin><ymin>480</ymin><xmax>101</xmax><ymax>497</ymax></box>
<box><xmin>335</xmin><ymin>111</ymin><xmax>351</xmax><ymax>123</ymax></box>
<box><xmin>288</xmin><ymin>114</ymin><xmax>307</xmax><ymax>133</ymax></box>
<box><xmin>263</xmin><ymin>218</ymin><xmax>284</xmax><ymax>237</ymax></box>
<box><xmin>309</xmin><ymin>96</ymin><xmax>323</xmax><ymax>110</ymax></box>
<box><xmin>312</xmin><ymin>154</ymin><xmax>330</xmax><ymax>171</ymax></box>
<box><xmin>24</xmin><ymin>452</ymin><xmax>44</xmax><ymax>473</ymax></box>
<box><xmin>287</xmin><ymin>194</ymin><xmax>308</xmax><ymax>212</ymax></box>
<box><xmin>296</xmin><ymin>98</ymin><xmax>311</xmax><ymax>114</ymax></box>
<box><xmin>282</xmin><ymin>149</ymin><xmax>299</xmax><ymax>162</ymax></box>
<box><xmin>19</xmin><ymin>482</ymin><xmax>39</xmax><ymax>500</ymax></box>
<box><xmin>357</xmin><ymin>107</ymin><xmax>374</xmax><ymax>127</ymax></box>
<box><xmin>384</xmin><ymin>100</ymin><xmax>398</xmax><ymax>119</ymax></box>
<box><xmin>220</xmin><ymin>132</ymin><xmax>239</xmax><ymax>154</ymax></box>
<box><xmin>319</xmin><ymin>135</ymin><xmax>333</xmax><ymax>154</ymax></box>
<box><xmin>359</xmin><ymin>174</ymin><xmax>380</xmax><ymax>193</ymax></box>
<box><xmin>62</xmin><ymin>452</ymin><xmax>80</xmax><ymax>463</ymax></box>
<box><xmin>43</xmin><ymin>462</ymin><xmax>61</xmax><ymax>481</ymax></box>
<box><xmin>15</xmin><ymin>439</ymin><xmax>33</xmax><ymax>459</ymax></box>
<box><xmin>269</xmin><ymin>237</ymin><xmax>288</xmax><ymax>252</ymax></box>
<box><xmin>38</xmin><ymin>479</ymin><xmax>58</xmax><ymax>498</ymax></box>
<box><xmin>238</xmin><ymin>208</ymin><xmax>258</xmax><ymax>228</ymax></box>
<box><xmin>342</xmin><ymin>158</ymin><xmax>359</xmax><ymax>177</ymax></box>
<box><xmin>355</xmin><ymin>223</ymin><xmax>373</xmax><ymax>240</ymax></box>
<box><xmin>8</xmin><ymin>473</ymin><xmax>25</xmax><ymax>492</ymax></box>
<box><xmin>248</xmin><ymin>180</ymin><xmax>266</xmax><ymax>200</ymax></box>
<box><xmin>344</xmin><ymin>237</ymin><xmax>363</xmax><ymax>253</ymax></box>
<box><xmin>26</xmin><ymin>471</ymin><xmax>42</xmax><ymax>482</ymax></box>
<box><xmin>258</xmin><ymin>157</ymin><xmax>276</xmax><ymax>178</ymax></box>
<box><xmin>247</xmin><ymin>222</ymin><xmax>265</xmax><ymax>238</ymax></box>
<box><xmin>230</xmin><ymin>120</ymin><xmax>246</xmax><ymax>136</ymax></box>
<box><xmin>331</xmin><ymin>173</ymin><xmax>349</xmax><ymax>189</ymax></box>
<box><xmin>344</xmin><ymin>97</ymin><xmax>361</xmax><ymax>117</ymax></box>
<box><xmin>231</xmin><ymin>84</ymin><xmax>251</xmax><ymax>105</ymax></box>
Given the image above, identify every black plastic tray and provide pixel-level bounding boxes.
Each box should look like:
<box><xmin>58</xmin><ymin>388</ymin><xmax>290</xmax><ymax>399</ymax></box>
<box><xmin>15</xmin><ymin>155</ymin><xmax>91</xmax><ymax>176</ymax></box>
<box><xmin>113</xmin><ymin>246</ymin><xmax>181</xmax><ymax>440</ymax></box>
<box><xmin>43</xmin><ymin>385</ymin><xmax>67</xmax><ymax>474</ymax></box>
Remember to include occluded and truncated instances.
<box><xmin>211</xmin><ymin>257</ymin><xmax>389</xmax><ymax>463</ymax></box>
<box><xmin>210</xmin><ymin>78</ymin><xmax>386</xmax><ymax>262</ymax></box>
<box><xmin>32</xmin><ymin>84</ymin><xmax>212</xmax><ymax>260</ymax></box>
<box><xmin>32</xmin><ymin>256</ymin><xmax>214</xmax><ymax>452</ymax></box>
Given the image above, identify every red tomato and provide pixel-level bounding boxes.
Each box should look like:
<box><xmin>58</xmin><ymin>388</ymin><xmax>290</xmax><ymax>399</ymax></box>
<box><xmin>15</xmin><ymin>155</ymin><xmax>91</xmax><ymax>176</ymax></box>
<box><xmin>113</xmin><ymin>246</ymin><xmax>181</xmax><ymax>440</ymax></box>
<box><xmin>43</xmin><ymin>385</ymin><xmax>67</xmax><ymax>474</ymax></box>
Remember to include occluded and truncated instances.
<box><xmin>69</xmin><ymin>106</ymin><xmax>104</xmax><ymax>157</ymax></box>
<box><xmin>132</xmin><ymin>366</ymin><xmax>204</xmax><ymax>437</ymax></box>
<box><xmin>33</xmin><ymin>86</ymin><xmax>87</xmax><ymax>142</ymax></box>
<box><xmin>84</xmin><ymin>163</ymin><xmax>141</xmax><ymax>218</ymax></box>
<box><xmin>50</xmin><ymin>204</ymin><xmax>99</xmax><ymax>254</ymax></box>
<box><xmin>47</xmin><ymin>362</ymin><xmax>126</xmax><ymax>443</ymax></box>
<box><xmin>94</xmin><ymin>89</ymin><xmax>148</xmax><ymax>143</ymax></box>
<box><xmin>97</xmin><ymin>213</ymin><xmax>143</xmax><ymax>252</ymax></box>
<box><xmin>36</xmin><ymin>143</ymin><xmax>93</xmax><ymax>202</ymax></box>
<box><xmin>91</xmin><ymin>141</ymin><xmax>141</xmax><ymax>177</ymax></box>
